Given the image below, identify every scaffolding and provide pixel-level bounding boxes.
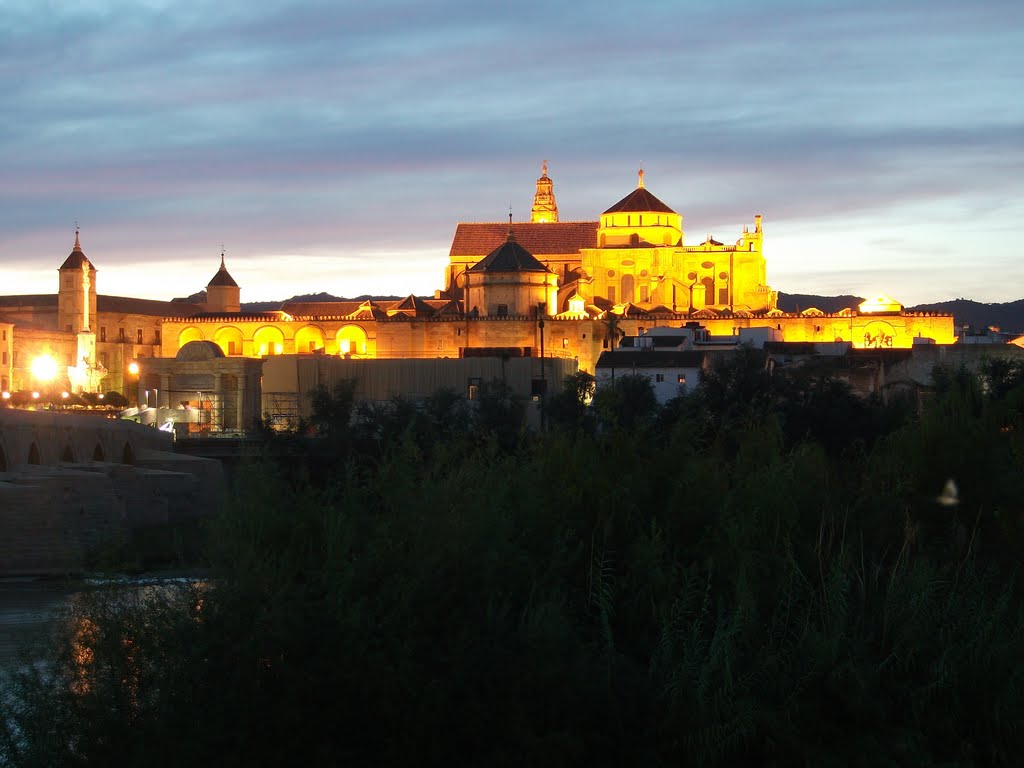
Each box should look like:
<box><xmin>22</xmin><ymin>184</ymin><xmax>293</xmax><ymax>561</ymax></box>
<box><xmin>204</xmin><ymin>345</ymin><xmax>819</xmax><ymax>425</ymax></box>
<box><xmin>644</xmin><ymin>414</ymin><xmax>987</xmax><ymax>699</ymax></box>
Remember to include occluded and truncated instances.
<box><xmin>262</xmin><ymin>391</ymin><xmax>301</xmax><ymax>432</ymax></box>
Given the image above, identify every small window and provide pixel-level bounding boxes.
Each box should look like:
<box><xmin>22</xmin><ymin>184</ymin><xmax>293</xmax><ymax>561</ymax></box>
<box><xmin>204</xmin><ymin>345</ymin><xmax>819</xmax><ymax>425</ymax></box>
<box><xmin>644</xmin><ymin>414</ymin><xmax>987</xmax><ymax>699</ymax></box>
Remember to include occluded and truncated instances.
<box><xmin>13</xmin><ymin>352</ymin><xmax>19</xmax><ymax>365</ymax></box>
<box><xmin>66</xmin><ymin>324</ymin><xmax>72</xmax><ymax>332</ymax></box>
<box><xmin>2</xmin><ymin>351</ymin><xmax>6</xmax><ymax>365</ymax></box>
<box><xmin>655</xmin><ymin>373</ymin><xmax>665</xmax><ymax>383</ymax></box>
<box><xmin>1</xmin><ymin>330</ymin><xmax>5</xmax><ymax>340</ymax></box>
<box><xmin>136</xmin><ymin>329</ymin><xmax>143</xmax><ymax>344</ymax></box>
<box><xmin>496</xmin><ymin>304</ymin><xmax>508</xmax><ymax>317</ymax></box>
<box><xmin>677</xmin><ymin>373</ymin><xmax>686</xmax><ymax>384</ymax></box>
<box><xmin>607</xmin><ymin>286</ymin><xmax>616</xmax><ymax>303</ymax></box>
<box><xmin>155</xmin><ymin>330</ymin><xmax>160</xmax><ymax>344</ymax></box>
<box><xmin>118</xmin><ymin>328</ymin><xmax>125</xmax><ymax>342</ymax></box>
<box><xmin>562</xmin><ymin>338</ymin><xmax>569</xmax><ymax>349</ymax></box>
<box><xmin>100</xmin><ymin>327</ymin><xmax>106</xmax><ymax>342</ymax></box>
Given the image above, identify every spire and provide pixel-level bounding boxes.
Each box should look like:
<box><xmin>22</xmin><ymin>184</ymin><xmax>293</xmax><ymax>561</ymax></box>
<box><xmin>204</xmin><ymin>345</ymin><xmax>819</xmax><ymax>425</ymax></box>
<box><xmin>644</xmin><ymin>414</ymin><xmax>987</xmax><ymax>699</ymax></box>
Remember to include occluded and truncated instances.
<box><xmin>507</xmin><ymin>208</ymin><xmax>516</xmax><ymax>241</ymax></box>
<box><xmin>638</xmin><ymin>167</ymin><xmax>645</xmax><ymax>189</ymax></box>
<box><xmin>74</xmin><ymin>225</ymin><xmax>82</xmax><ymax>251</ymax></box>
<box><xmin>531</xmin><ymin>160</ymin><xmax>559</xmax><ymax>223</ymax></box>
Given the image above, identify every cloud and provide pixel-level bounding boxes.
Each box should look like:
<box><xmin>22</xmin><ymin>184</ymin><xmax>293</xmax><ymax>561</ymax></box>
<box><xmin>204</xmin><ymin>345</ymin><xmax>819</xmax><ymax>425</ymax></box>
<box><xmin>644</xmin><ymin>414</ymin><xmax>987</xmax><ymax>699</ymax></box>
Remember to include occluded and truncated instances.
<box><xmin>1</xmin><ymin>0</ymin><xmax>1022</xmax><ymax>304</ymax></box>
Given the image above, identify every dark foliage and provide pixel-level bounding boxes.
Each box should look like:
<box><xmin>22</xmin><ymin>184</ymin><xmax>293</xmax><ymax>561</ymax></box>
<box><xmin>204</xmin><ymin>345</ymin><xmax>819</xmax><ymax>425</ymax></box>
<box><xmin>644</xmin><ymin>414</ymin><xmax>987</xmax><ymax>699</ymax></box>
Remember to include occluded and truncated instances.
<box><xmin>4</xmin><ymin>358</ymin><xmax>1024</xmax><ymax>766</ymax></box>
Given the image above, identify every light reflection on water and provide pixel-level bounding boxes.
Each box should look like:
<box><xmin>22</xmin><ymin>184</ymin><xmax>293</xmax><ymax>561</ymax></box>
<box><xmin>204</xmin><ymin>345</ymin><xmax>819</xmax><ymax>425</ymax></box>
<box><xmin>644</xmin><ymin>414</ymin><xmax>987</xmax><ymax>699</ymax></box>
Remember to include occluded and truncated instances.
<box><xmin>0</xmin><ymin>575</ymin><xmax>207</xmax><ymax>672</ymax></box>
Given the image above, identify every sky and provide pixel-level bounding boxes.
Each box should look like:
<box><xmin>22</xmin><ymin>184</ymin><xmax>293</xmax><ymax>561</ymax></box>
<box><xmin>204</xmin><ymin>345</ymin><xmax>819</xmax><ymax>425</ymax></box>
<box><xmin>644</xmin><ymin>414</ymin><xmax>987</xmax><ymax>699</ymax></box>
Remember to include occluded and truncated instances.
<box><xmin>1</xmin><ymin>0</ymin><xmax>1022</xmax><ymax>306</ymax></box>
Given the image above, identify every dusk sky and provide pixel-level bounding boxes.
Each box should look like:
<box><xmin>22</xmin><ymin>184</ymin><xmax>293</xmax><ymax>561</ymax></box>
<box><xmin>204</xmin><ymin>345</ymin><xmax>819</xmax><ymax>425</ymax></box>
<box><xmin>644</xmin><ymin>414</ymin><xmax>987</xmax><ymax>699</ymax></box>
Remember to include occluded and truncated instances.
<box><xmin>2</xmin><ymin>0</ymin><xmax>1021</xmax><ymax>306</ymax></box>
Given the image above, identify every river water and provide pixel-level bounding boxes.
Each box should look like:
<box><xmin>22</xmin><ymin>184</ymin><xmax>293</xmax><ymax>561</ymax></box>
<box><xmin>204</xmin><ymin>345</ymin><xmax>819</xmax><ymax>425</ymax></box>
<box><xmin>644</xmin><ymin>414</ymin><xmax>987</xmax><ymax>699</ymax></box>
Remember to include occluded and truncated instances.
<box><xmin>0</xmin><ymin>579</ymin><xmax>77</xmax><ymax>670</ymax></box>
<box><xmin>0</xmin><ymin>575</ymin><xmax>207</xmax><ymax>673</ymax></box>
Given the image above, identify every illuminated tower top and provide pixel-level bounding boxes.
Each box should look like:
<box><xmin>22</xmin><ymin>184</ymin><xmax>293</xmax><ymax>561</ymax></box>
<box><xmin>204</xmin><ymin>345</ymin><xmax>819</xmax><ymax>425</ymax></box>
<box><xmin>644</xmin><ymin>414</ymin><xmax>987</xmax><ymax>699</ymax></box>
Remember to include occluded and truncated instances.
<box><xmin>58</xmin><ymin>228</ymin><xmax>98</xmax><ymax>334</ymax></box>
<box><xmin>205</xmin><ymin>249</ymin><xmax>240</xmax><ymax>313</ymax></box>
<box><xmin>530</xmin><ymin>161</ymin><xmax>559</xmax><ymax>223</ymax></box>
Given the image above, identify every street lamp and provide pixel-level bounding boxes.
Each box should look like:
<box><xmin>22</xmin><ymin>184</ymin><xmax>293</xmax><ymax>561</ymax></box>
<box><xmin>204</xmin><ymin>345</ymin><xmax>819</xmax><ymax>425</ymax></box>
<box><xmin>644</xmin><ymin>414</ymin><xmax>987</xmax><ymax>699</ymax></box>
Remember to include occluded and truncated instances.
<box><xmin>31</xmin><ymin>354</ymin><xmax>59</xmax><ymax>401</ymax></box>
<box><xmin>128</xmin><ymin>361</ymin><xmax>141</xmax><ymax>406</ymax></box>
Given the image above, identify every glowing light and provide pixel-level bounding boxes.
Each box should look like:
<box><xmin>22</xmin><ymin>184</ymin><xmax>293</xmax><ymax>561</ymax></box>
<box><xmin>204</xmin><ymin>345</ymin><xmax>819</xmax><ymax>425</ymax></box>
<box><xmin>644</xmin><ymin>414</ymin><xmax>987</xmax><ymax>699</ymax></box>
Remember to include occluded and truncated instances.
<box><xmin>1</xmin><ymin>391</ymin><xmax>9</xmax><ymax>400</ymax></box>
<box><xmin>61</xmin><ymin>391</ymin><xmax>69</xmax><ymax>399</ymax></box>
<box><xmin>128</xmin><ymin>361</ymin><xmax>140</xmax><ymax>376</ymax></box>
<box><xmin>31</xmin><ymin>391</ymin><xmax>40</xmax><ymax>399</ymax></box>
<box><xmin>31</xmin><ymin>354</ymin><xmax>59</xmax><ymax>382</ymax></box>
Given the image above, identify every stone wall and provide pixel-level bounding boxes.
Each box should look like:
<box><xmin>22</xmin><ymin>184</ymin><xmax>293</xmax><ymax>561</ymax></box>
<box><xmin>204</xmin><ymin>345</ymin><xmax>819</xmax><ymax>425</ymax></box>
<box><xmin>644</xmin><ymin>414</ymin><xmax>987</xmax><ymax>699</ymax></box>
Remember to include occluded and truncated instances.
<box><xmin>0</xmin><ymin>410</ymin><xmax>224</xmax><ymax>575</ymax></box>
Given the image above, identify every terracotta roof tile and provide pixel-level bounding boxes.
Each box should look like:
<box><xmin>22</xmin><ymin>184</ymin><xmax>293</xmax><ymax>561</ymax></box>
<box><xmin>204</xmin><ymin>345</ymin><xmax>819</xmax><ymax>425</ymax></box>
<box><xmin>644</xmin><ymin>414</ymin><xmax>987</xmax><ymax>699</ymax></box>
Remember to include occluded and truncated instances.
<box><xmin>449</xmin><ymin>222</ymin><xmax>597</xmax><ymax>257</ymax></box>
<box><xmin>469</xmin><ymin>238</ymin><xmax>551</xmax><ymax>274</ymax></box>
<box><xmin>603</xmin><ymin>187</ymin><xmax>676</xmax><ymax>215</ymax></box>
<box><xmin>98</xmin><ymin>295</ymin><xmax>205</xmax><ymax>316</ymax></box>
<box><xmin>0</xmin><ymin>294</ymin><xmax>58</xmax><ymax>308</ymax></box>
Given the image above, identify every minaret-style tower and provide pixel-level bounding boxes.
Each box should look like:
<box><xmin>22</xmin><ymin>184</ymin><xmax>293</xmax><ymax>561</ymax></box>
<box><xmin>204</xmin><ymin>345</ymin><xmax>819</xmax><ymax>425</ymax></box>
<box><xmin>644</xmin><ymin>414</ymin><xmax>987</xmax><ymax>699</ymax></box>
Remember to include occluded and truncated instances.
<box><xmin>206</xmin><ymin>250</ymin><xmax>240</xmax><ymax>313</ymax></box>
<box><xmin>530</xmin><ymin>161</ymin><xmax>559</xmax><ymax>223</ymax></box>
<box><xmin>57</xmin><ymin>229</ymin><xmax>97</xmax><ymax>334</ymax></box>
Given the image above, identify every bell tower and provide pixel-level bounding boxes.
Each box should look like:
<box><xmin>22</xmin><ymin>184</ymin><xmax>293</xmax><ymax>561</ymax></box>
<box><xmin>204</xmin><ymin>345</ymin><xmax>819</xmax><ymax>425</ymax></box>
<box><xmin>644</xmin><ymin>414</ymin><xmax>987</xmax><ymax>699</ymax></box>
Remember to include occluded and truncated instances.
<box><xmin>57</xmin><ymin>229</ymin><xmax>97</xmax><ymax>334</ymax></box>
<box><xmin>206</xmin><ymin>250</ymin><xmax>241</xmax><ymax>313</ymax></box>
<box><xmin>530</xmin><ymin>161</ymin><xmax>559</xmax><ymax>223</ymax></box>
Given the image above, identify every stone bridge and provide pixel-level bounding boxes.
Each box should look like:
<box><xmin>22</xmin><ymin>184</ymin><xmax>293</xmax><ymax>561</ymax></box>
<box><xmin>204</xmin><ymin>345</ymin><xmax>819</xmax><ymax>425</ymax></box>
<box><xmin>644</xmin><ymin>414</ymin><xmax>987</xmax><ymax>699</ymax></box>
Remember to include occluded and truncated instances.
<box><xmin>0</xmin><ymin>409</ymin><xmax>225</xmax><ymax>575</ymax></box>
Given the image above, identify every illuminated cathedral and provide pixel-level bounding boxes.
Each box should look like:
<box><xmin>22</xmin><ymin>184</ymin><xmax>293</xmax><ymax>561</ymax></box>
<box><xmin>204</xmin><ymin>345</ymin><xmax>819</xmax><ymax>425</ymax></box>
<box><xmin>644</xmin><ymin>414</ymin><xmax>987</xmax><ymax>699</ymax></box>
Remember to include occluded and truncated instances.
<box><xmin>0</xmin><ymin>165</ymin><xmax>957</xmax><ymax>400</ymax></box>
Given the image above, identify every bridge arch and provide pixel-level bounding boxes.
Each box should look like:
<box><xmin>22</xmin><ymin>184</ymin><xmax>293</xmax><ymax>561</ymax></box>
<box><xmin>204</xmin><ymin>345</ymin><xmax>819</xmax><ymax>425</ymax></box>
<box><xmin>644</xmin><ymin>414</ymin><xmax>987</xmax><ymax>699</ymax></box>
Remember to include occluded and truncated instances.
<box><xmin>93</xmin><ymin>443</ymin><xmax>105</xmax><ymax>461</ymax></box>
<box><xmin>27</xmin><ymin>442</ymin><xmax>41</xmax><ymax>465</ymax></box>
<box><xmin>122</xmin><ymin>442</ymin><xmax>134</xmax><ymax>465</ymax></box>
<box><xmin>61</xmin><ymin>445</ymin><xmax>75</xmax><ymax>463</ymax></box>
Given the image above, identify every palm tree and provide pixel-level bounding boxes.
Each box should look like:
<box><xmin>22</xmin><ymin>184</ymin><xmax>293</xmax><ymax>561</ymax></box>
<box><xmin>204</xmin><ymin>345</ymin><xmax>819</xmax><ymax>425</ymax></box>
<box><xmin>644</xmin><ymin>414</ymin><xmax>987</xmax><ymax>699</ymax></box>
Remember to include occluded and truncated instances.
<box><xmin>602</xmin><ymin>309</ymin><xmax>624</xmax><ymax>351</ymax></box>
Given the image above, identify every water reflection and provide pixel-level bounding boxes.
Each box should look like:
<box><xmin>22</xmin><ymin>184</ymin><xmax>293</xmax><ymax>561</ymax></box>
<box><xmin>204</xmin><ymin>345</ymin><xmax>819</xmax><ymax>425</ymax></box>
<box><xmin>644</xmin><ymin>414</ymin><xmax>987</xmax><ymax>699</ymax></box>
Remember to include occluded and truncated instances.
<box><xmin>0</xmin><ymin>575</ymin><xmax>207</xmax><ymax>674</ymax></box>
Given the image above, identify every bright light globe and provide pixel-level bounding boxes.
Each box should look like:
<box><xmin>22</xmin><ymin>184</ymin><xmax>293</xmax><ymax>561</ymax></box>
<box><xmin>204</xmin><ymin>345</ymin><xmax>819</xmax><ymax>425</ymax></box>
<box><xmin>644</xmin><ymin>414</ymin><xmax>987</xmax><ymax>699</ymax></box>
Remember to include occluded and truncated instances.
<box><xmin>31</xmin><ymin>355</ymin><xmax>59</xmax><ymax>382</ymax></box>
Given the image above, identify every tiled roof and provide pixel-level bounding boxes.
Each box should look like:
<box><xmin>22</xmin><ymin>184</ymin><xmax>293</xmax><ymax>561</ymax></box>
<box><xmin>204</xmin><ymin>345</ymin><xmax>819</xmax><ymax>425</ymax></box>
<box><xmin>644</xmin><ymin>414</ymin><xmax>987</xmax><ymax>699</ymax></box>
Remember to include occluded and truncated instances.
<box><xmin>603</xmin><ymin>187</ymin><xmax>676</xmax><ymax>215</ymax></box>
<box><xmin>469</xmin><ymin>236</ymin><xmax>551</xmax><ymax>274</ymax></box>
<box><xmin>0</xmin><ymin>294</ymin><xmax>58</xmax><ymax>308</ymax></box>
<box><xmin>449</xmin><ymin>222</ymin><xmax>597</xmax><ymax>257</ymax></box>
<box><xmin>208</xmin><ymin>265</ymin><xmax>238</xmax><ymax>287</ymax></box>
<box><xmin>281</xmin><ymin>301</ymin><xmax>365</xmax><ymax>317</ymax></box>
<box><xmin>98</xmin><ymin>295</ymin><xmax>205</xmax><ymax>316</ymax></box>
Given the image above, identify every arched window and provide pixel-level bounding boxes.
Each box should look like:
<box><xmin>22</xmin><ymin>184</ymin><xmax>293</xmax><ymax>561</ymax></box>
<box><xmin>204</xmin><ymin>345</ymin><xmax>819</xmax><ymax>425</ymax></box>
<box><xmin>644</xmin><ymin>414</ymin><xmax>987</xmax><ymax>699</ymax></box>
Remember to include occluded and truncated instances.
<box><xmin>214</xmin><ymin>326</ymin><xmax>245</xmax><ymax>356</ymax></box>
<box><xmin>620</xmin><ymin>274</ymin><xmax>634</xmax><ymax>304</ymax></box>
<box><xmin>253</xmin><ymin>326</ymin><xmax>285</xmax><ymax>357</ymax></box>
<box><xmin>701</xmin><ymin>276</ymin><xmax>715</xmax><ymax>306</ymax></box>
<box><xmin>335</xmin><ymin>325</ymin><xmax>368</xmax><ymax>357</ymax></box>
<box><xmin>177</xmin><ymin>327</ymin><xmax>204</xmax><ymax>347</ymax></box>
<box><xmin>295</xmin><ymin>325</ymin><xmax>326</xmax><ymax>354</ymax></box>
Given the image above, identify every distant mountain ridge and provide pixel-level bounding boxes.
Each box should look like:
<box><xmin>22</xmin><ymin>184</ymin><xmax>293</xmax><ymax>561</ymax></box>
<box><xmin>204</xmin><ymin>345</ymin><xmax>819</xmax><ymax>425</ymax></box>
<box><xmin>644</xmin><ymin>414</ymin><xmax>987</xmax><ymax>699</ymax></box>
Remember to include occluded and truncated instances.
<box><xmin>778</xmin><ymin>293</ymin><xmax>1024</xmax><ymax>334</ymax></box>
<box><xmin>220</xmin><ymin>291</ymin><xmax>1024</xmax><ymax>335</ymax></box>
